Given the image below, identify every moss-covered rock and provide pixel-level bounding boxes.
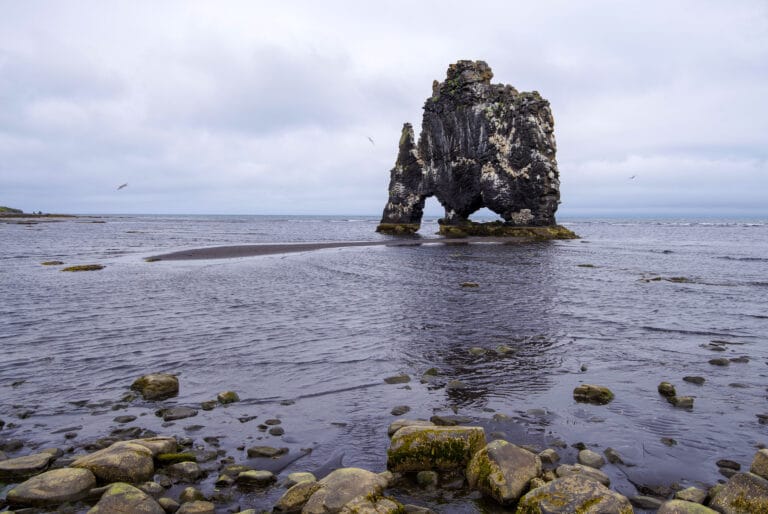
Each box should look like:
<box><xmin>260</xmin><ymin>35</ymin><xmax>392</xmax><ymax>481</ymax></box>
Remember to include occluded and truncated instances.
<box><xmin>177</xmin><ymin>500</ymin><xmax>215</xmax><ymax>514</ymax></box>
<box><xmin>61</xmin><ymin>264</ymin><xmax>104</xmax><ymax>272</ymax></box>
<box><xmin>130</xmin><ymin>373</ymin><xmax>179</xmax><ymax>401</ymax></box>
<box><xmin>302</xmin><ymin>468</ymin><xmax>389</xmax><ymax>514</ymax></box>
<box><xmin>156</xmin><ymin>452</ymin><xmax>196</xmax><ymax>465</ymax></box>
<box><xmin>7</xmin><ymin>468</ymin><xmax>96</xmax><ymax>507</ymax></box>
<box><xmin>217</xmin><ymin>390</ymin><xmax>240</xmax><ymax>404</ymax></box>
<box><xmin>555</xmin><ymin>464</ymin><xmax>610</xmax><ymax>487</ymax></box>
<box><xmin>339</xmin><ymin>494</ymin><xmax>405</xmax><ymax>513</ymax></box>
<box><xmin>87</xmin><ymin>482</ymin><xmax>165</xmax><ymax>514</ymax></box>
<box><xmin>466</xmin><ymin>439</ymin><xmax>541</xmax><ymax>504</ymax></box>
<box><xmin>750</xmin><ymin>449</ymin><xmax>768</xmax><ymax>480</ymax></box>
<box><xmin>128</xmin><ymin>437</ymin><xmax>177</xmax><ymax>456</ymax></box>
<box><xmin>0</xmin><ymin>452</ymin><xmax>54</xmax><ymax>481</ymax></box>
<box><xmin>709</xmin><ymin>472</ymin><xmax>768</xmax><ymax>513</ymax></box>
<box><xmin>376</xmin><ymin>223</ymin><xmax>421</xmax><ymax>235</ymax></box>
<box><xmin>41</xmin><ymin>260</ymin><xmax>64</xmax><ymax>266</ymax></box>
<box><xmin>517</xmin><ymin>474</ymin><xmax>633</xmax><ymax>514</ymax></box>
<box><xmin>437</xmin><ymin>222</ymin><xmax>578</xmax><ymax>240</ymax></box>
<box><xmin>72</xmin><ymin>441</ymin><xmax>155</xmax><ymax>483</ymax></box>
<box><xmin>387</xmin><ymin>425</ymin><xmax>485</xmax><ymax>472</ymax></box>
<box><xmin>274</xmin><ymin>479</ymin><xmax>321</xmax><ymax>512</ymax></box>
<box><xmin>573</xmin><ymin>384</ymin><xmax>614</xmax><ymax>405</ymax></box>
<box><xmin>387</xmin><ymin>419</ymin><xmax>435</xmax><ymax>437</ymax></box>
<box><xmin>0</xmin><ymin>206</ymin><xmax>23</xmax><ymax>213</ymax></box>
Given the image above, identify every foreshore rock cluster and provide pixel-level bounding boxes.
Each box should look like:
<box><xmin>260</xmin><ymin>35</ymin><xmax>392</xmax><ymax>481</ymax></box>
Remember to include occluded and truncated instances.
<box><xmin>3</xmin><ymin>373</ymin><xmax>768</xmax><ymax>513</ymax></box>
<box><xmin>377</xmin><ymin>60</ymin><xmax>572</xmax><ymax>239</ymax></box>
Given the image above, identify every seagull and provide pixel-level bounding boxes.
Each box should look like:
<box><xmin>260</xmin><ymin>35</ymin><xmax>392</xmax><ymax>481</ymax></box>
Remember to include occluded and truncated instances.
<box><xmin>629</xmin><ymin>175</ymin><xmax>636</xmax><ymax>180</ymax></box>
<box><xmin>117</xmin><ymin>183</ymin><xmax>128</xmax><ymax>190</ymax></box>
<box><xmin>367</xmin><ymin>136</ymin><xmax>375</xmax><ymax>146</ymax></box>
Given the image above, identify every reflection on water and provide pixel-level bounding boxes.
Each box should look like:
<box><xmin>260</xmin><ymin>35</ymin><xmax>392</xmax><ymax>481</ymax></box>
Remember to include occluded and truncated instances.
<box><xmin>1</xmin><ymin>215</ymin><xmax>767</xmax><ymax>509</ymax></box>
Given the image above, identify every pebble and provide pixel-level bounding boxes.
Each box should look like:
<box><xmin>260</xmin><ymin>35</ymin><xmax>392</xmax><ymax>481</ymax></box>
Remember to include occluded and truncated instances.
<box><xmin>668</xmin><ymin>396</ymin><xmax>694</xmax><ymax>409</ymax></box>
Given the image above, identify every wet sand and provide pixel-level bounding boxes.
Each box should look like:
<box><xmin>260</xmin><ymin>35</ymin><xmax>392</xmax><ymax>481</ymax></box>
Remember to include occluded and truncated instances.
<box><xmin>148</xmin><ymin>237</ymin><xmax>529</xmax><ymax>260</ymax></box>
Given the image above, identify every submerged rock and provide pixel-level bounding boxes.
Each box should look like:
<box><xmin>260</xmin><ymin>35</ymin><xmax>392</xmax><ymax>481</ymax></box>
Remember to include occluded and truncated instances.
<box><xmin>131</xmin><ymin>373</ymin><xmax>179</xmax><ymax>401</ymax></box>
<box><xmin>517</xmin><ymin>473</ymin><xmax>632</xmax><ymax>513</ymax></box>
<box><xmin>87</xmin><ymin>482</ymin><xmax>165</xmax><ymax>514</ymax></box>
<box><xmin>387</xmin><ymin>425</ymin><xmax>485</xmax><ymax>472</ymax></box>
<box><xmin>466</xmin><ymin>439</ymin><xmax>542</xmax><ymax>504</ymax></box>
<box><xmin>7</xmin><ymin>468</ymin><xmax>96</xmax><ymax>507</ymax></box>
<box><xmin>377</xmin><ymin>60</ymin><xmax>563</xmax><ymax>234</ymax></box>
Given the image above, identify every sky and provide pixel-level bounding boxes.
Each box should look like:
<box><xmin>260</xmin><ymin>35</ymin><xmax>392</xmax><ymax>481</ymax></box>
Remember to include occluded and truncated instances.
<box><xmin>1</xmin><ymin>1</ymin><xmax>766</xmax><ymax>217</ymax></box>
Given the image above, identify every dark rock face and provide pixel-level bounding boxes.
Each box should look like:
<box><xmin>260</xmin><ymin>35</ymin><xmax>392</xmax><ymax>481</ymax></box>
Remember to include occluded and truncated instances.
<box><xmin>378</xmin><ymin>60</ymin><xmax>561</xmax><ymax>234</ymax></box>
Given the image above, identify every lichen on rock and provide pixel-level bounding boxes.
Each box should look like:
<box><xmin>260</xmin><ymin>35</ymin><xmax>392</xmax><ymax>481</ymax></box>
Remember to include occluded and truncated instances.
<box><xmin>377</xmin><ymin>60</ymin><xmax>564</xmax><ymax>236</ymax></box>
<box><xmin>387</xmin><ymin>425</ymin><xmax>485</xmax><ymax>472</ymax></box>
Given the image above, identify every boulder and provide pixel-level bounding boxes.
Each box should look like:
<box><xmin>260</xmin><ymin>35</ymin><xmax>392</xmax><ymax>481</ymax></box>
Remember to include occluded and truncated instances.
<box><xmin>466</xmin><ymin>440</ymin><xmax>541</xmax><ymax>504</ymax></box>
<box><xmin>177</xmin><ymin>501</ymin><xmax>215</xmax><ymax>514</ymax></box>
<box><xmin>658</xmin><ymin>500</ymin><xmax>718</xmax><ymax>513</ymax></box>
<box><xmin>0</xmin><ymin>451</ymin><xmax>54</xmax><ymax>481</ymax></box>
<box><xmin>387</xmin><ymin>425</ymin><xmax>485</xmax><ymax>472</ymax></box>
<box><xmin>131</xmin><ymin>373</ymin><xmax>179</xmax><ymax>400</ymax></box>
<box><xmin>72</xmin><ymin>441</ymin><xmax>155</xmax><ymax>483</ymax></box>
<box><xmin>217</xmin><ymin>391</ymin><xmax>240</xmax><ymax>404</ymax></box>
<box><xmin>165</xmin><ymin>461</ymin><xmax>202</xmax><ymax>482</ymax></box>
<box><xmin>555</xmin><ymin>463</ymin><xmax>611</xmax><ymax>486</ymax></box>
<box><xmin>302</xmin><ymin>467</ymin><xmax>388</xmax><ymax>514</ymax></box>
<box><xmin>6</xmin><ymin>468</ymin><xmax>96</xmax><ymax>507</ymax></box>
<box><xmin>578</xmin><ymin>449</ymin><xmax>606</xmax><ymax>469</ymax></box>
<box><xmin>87</xmin><ymin>482</ymin><xmax>165</xmax><ymax>514</ymax></box>
<box><xmin>750</xmin><ymin>449</ymin><xmax>768</xmax><ymax>480</ymax></box>
<box><xmin>709</xmin><ymin>472</ymin><xmax>768</xmax><ymax>513</ymax></box>
<box><xmin>339</xmin><ymin>494</ymin><xmax>405</xmax><ymax>513</ymax></box>
<box><xmin>387</xmin><ymin>419</ymin><xmax>435</xmax><ymax>437</ymax></box>
<box><xmin>573</xmin><ymin>384</ymin><xmax>614</xmax><ymax>405</ymax></box>
<box><xmin>517</xmin><ymin>474</ymin><xmax>632</xmax><ymax>513</ymax></box>
<box><xmin>274</xmin><ymin>480</ymin><xmax>322</xmax><ymax>512</ymax></box>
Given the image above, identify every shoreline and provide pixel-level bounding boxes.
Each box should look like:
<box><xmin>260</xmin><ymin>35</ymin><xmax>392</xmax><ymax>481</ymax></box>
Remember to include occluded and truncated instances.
<box><xmin>147</xmin><ymin>237</ymin><xmax>531</xmax><ymax>261</ymax></box>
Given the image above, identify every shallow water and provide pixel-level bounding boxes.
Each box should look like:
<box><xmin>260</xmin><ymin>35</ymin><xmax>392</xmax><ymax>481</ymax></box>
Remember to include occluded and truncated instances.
<box><xmin>1</xmin><ymin>215</ymin><xmax>767</xmax><ymax>511</ymax></box>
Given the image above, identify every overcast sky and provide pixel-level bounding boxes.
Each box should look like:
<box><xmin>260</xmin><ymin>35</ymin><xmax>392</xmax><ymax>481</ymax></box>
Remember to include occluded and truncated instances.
<box><xmin>1</xmin><ymin>1</ymin><xmax>766</xmax><ymax>217</ymax></box>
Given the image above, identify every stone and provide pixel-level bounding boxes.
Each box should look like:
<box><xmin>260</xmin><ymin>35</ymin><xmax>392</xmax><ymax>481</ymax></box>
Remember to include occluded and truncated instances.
<box><xmin>658</xmin><ymin>499</ymin><xmax>718</xmax><ymax>513</ymax></box>
<box><xmin>709</xmin><ymin>472</ymin><xmax>768</xmax><ymax>513</ymax></box>
<box><xmin>114</xmin><ymin>415</ymin><xmax>137</xmax><ymax>424</ymax></box>
<box><xmin>383</xmin><ymin>374</ymin><xmax>411</xmax><ymax>384</ymax></box>
<box><xmin>674</xmin><ymin>487</ymin><xmax>707</xmax><ymax>504</ymax></box>
<box><xmin>683</xmin><ymin>376</ymin><xmax>706</xmax><ymax>385</ymax></box>
<box><xmin>165</xmin><ymin>461</ymin><xmax>202</xmax><ymax>482</ymax></box>
<box><xmin>72</xmin><ymin>441</ymin><xmax>155</xmax><ymax>483</ymax></box>
<box><xmin>578</xmin><ymin>449</ymin><xmax>606</xmax><ymax>469</ymax></box>
<box><xmin>158</xmin><ymin>497</ymin><xmax>180</xmax><ymax>512</ymax></box>
<box><xmin>377</xmin><ymin>61</ymin><xmax>564</xmax><ymax>235</ymax></box>
<box><xmin>200</xmin><ymin>401</ymin><xmax>217</xmax><ymax>411</ymax></box>
<box><xmin>247</xmin><ymin>445</ymin><xmax>288</xmax><ymax>458</ymax></box>
<box><xmin>302</xmin><ymin>467</ymin><xmax>388</xmax><ymax>514</ymax></box>
<box><xmin>158</xmin><ymin>406</ymin><xmax>198</xmax><ymax>422</ymax></box>
<box><xmin>631</xmin><ymin>495</ymin><xmax>665</xmax><ymax>509</ymax></box>
<box><xmin>237</xmin><ymin>470</ymin><xmax>276</xmax><ymax>486</ymax></box>
<box><xmin>157</xmin><ymin>453</ymin><xmax>196</xmax><ymax>465</ymax></box>
<box><xmin>0</xmin><ymin>451</ymin><xmax>54</xmax><ymax>481</ymax></box>
<box><xmin>573</xmin><ymin>384</ymin><xmax>614</xmax><ymax>405</ymax></box>
<box><xmin>269</xmin><ymin>426</ymin><xmax>285</xmax><ymax>436</ymax></box>
<box><xmin>177</xmin><ymin>501</ymin><xmax>215</xmax><ymax>514</ymax></box>
<box><xmin>718</xmin><ymin>459</ymin><xmax>741</xmax><ymax>471</ymax></box>
<box><xmin>555</xmin><ymin>463</ymin><xmax>611</xmax><ymax>486</ymax></box>
<box><xmin>658</xmin><ymin>382</ymin><xmax>677</xmax><ymax>397</ymax></box>
<box><xmin>285</xmin><ymin>471</ymin><xmax>316</xmax><ymax>487</ymax></box>
<box><xmin>178</xmin><ymin>486</ymin><xmax>205</xmax><ymax>503</ymax></box>
<box><xmin>391</xmin><ymin>405</ymin><xmax>410</xmax><ymax>416</ymax></box>
<box><xmin>138</xmin><ymin>481</ymin><xmax>165</xmax><ymax>498</ymax></box>
<box><xmin>604</xmin><ymin>448</ymin><xmax>624</xmax><ymax>465</ymax></box>
<box><xmin>387</xmin><ymin>425</ymin><xmax>486</xmax><ymax>472</ymax></box>
<box><xmin>217</xmin><ymin>391</ymin><xmax>240</xmax><ymax>404</ymax></box>
<box><xmin>445</xmin><ymin>380</ymin><xmax>468</xmax><ymax>391</ymax></box>
<box><xmin>416</xmin><ymin>470</ymin><xmax>438</xmax><ymax>487</ymax></box>
<box><xmin>6</xmin><ymin>468</ymin><xmax>96</xmax><ymax>507</ymax></box>
<box><xmin>429</xmin><ymin>414</ymin><xmax>472</xmax><ymax>426</ymax></box>
<box><xmin>751</xmin><ymin>449</ymin><xmax>768</xmax><ymax>479</ymax></box>
<box><xmin>87</xmin><ymin>482</ymin><xmax>165</xmax><ymax>514</ymax></box>
<box><xmin>668</xmin><ymin>396</ymin><xmax>694</xmax><ymax>409</ymax></box>
<box><xmin>466</xmin><ymin>439</ymin><xmax>542</xmax><ymax>504</ymax></box>
<box><xmin>214</xmin><ymin>474</ymin><xmax>234</xmax><ymax>487</ymax></box>
<box><xmin>274</xmin><ymin>479</ymin><xmax>322</xmax><ymax>512</ymax></box>
<box><xmin>131</xmin><ymin>373</ymin><xmax>179</xmax><ymax>401</ymax></box>
<box><xmin>538</xmin><ymin>448</ymin><xmax>560</xmax><ymax>465</ymax></box>
<box><xmin>129</xmin><ymin>437</ymin><xmax>178</xmax><ymax>456</ymax></box>
<box><xmin>518</xmin><ymin>474</ymin><xmax>632</xmax><ymax>513</ymax></box>
<box><xmin>709</xmin><ymin>358</ymin><xmax>730</xmax><ymax>366</ymax></box>
<box><xmin>339</xmin><ymin>495</ymin><xmax>404</xmax><ymax>513</ymax></box>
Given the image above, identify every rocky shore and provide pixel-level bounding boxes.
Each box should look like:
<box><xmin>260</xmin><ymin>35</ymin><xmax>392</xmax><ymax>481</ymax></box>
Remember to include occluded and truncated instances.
<box><xmin>2</xmin><ymin>374</ymin><xmax>767</xmax><ymax>513</ymax></box>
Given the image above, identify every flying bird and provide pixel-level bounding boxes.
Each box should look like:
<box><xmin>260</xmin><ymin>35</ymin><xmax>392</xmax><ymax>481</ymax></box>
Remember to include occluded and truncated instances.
<box><xmin>117</xmin><ymin>183</ymin><xmax>128</xmax><ymax>190</ymax></box>
<box><xmin>629</xmin><ymin>175</ymin><xmax>636</xmax><ymax>180</ymax></box>
<box><xmin>367</xmin><ymin>136</ymin><xmax>375</xmax><ymax>146</ymax></box>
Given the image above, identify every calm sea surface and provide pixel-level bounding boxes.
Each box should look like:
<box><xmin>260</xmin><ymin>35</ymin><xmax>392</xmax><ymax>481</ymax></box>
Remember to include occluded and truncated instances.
<box><xmin>1</xmin><ymin>215</ymin><xmax>767</xmax><ymax>511</ymax></box>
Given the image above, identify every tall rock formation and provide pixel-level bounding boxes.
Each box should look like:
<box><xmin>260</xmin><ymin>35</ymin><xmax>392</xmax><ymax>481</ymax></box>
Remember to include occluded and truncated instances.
<box><xmin>377</xmin><ymin>60</ymin><xmax>564</xmax><ymax>236</ymax></box>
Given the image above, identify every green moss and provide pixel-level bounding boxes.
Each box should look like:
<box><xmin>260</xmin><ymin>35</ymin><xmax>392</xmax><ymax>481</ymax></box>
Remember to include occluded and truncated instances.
<box><xmin>61</xmin><ymin>264</ymin><xmax>104</xmax><ymax>272</ymax></box>
<box><xmin>376</xmin><ymin>223</ymin><xmax>421</xmax><ymax>235</ymax></box>
<box><xmin>729</xmin><ymin>492</ymin><xmax>768</xmax><ymax>513</ymax></box>
<box><xmin>41</xmin><ymin>260</ymin><xmax>64</xmax><ymax>266</ymax></box>
<box><xmin>575</xmin><ymin>496</ymin><xmax>603</xmax><ymax>513</ymax></box>
<box><xmin>388</xmin><ymin>428</ymin><xmax>484</xmax><ymax>472</ymax></box>
<box><xmin>0</xmin><ymin>206</ymin><xmax>23</xmax><ymax>213</ymax></box>
<box><xmin>157</xmin><ymin>452</ymin><xmax>196</xmax><ymax>465</ymax></box>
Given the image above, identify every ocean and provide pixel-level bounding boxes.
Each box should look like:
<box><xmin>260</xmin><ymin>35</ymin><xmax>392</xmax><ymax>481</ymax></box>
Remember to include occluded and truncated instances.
<box><xmin>1</xmin><ymin>215</ymin><xmax>767</xmax><ymax>511</ymax></box>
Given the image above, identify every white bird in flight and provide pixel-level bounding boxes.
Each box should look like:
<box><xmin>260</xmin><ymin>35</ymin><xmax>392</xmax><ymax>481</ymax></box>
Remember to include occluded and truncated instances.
<box><xmin>629</xmin><ymin>175</ymin><xmax>636</xmax><ymax>180</ymax></box>
<box><xmin>117</xmin><ymin>183</ymin><xmax>128</xmax><ymax>190</ymax></box>
<box><xmin>367</xmin><ymin>136</ymin><xmax>375</xmax><ymax>146</ymax></box>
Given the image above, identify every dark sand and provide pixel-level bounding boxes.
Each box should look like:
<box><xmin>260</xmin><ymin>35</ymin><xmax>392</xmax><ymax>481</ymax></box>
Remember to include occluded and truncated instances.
<box><xmin>149</xmin><ymin>237</ymin><xmax>529</xmax><ymax>260</ymax></box>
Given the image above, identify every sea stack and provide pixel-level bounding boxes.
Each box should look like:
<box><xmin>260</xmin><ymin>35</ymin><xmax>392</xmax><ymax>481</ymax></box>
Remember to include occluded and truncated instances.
<box><xmin>377</xmin><ymin>60</ymin><xmax>570</xmax><ymax>238</ymax></box>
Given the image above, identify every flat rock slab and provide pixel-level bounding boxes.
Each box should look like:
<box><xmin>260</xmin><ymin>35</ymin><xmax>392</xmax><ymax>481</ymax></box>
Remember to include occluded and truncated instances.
<box><xmin>518</xmin><ymin>474</ymin><xmax>632</xmax><ymax>513</ymax></box>
<box><xmin>7</xmin><ymin>468</ymin><xmax>96</xmax><ymax>507</ymax></box>
<box><xmin>0</xmin><ymin>452</ymin><xmax>53</xmax><ymax>481</ymax></box>
<box><xmin>246</xmin><ymin>446</ymin><xmax>288</xmax><ymax>458</ymax></box>
<box><xmin>87</xmin><ymin>482</ymin><xmax>164</xmax><ymax>514</ymax></box>
<box><xmin>73</xmin><ymin>441</ymin><xmax>155</xmax><ymax>483</ymax></box>
<box><xmin>131</xmin><ymin>373</ymin><xmax>179</xmax><ymax>401</ymax></box>
<box><xmin>387</xmin><ymin>425</ymin><xmax>486</xmax><ymax>472</ymax></box>
<box><xmin>467</xmin><ymin>439</ymin><xmax>542</xmax><ymax>504</ymax></box>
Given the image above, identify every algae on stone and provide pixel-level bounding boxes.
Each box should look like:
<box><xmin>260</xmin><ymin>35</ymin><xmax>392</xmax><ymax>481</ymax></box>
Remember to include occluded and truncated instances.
<box><xmin>387</xmin><ymin>425</ymin><xmax>485</xmax><ymax>472</ymax></box>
